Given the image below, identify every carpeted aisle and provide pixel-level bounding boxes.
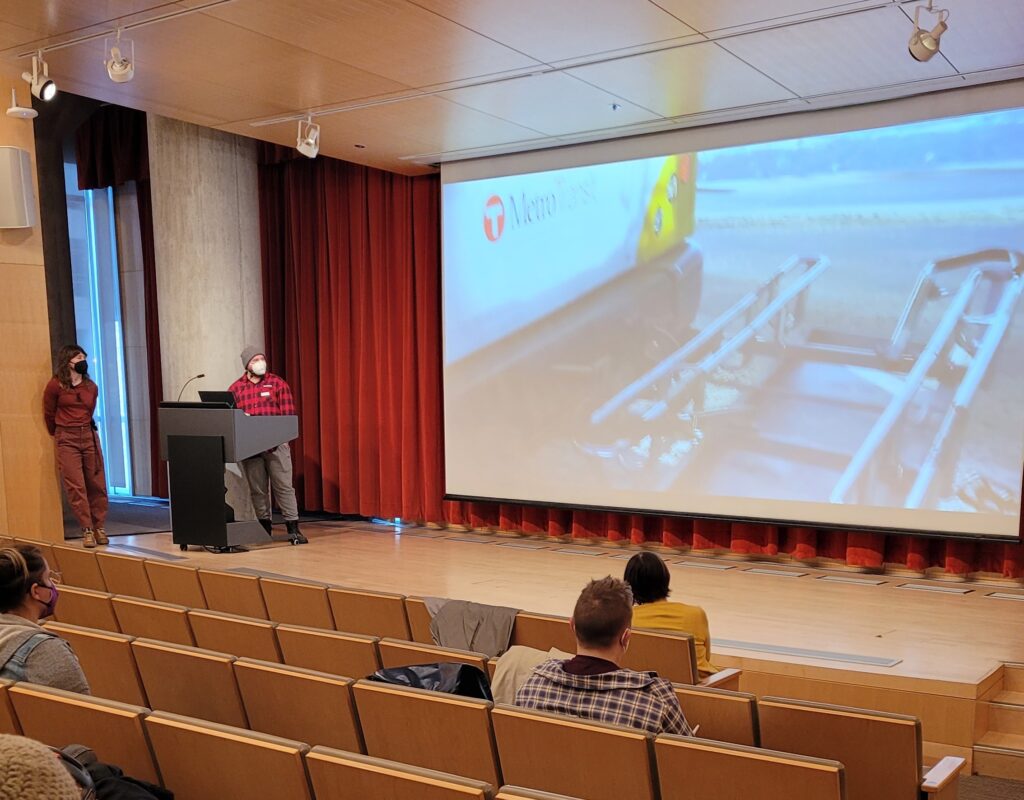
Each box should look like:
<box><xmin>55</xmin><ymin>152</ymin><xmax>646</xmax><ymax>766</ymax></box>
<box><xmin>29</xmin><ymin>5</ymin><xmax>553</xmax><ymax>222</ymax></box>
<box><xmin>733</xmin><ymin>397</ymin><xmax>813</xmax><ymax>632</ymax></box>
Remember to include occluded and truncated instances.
<box><xmin>961</xmin><ymin>775</ymin><xmax>1024</xmax><ymax>800</ymax></box>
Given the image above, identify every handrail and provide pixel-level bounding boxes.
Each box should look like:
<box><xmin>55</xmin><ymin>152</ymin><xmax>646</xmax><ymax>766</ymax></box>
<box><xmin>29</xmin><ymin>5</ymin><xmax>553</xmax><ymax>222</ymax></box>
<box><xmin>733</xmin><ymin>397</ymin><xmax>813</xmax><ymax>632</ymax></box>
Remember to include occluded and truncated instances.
<box><xmin>830</xmin><ymin>269</ymin><xmax>982</xmax><ymax>504</ymax></box>
<box><xmin>590</xmin><ymin>256</ymin><xmax>829</xmax><ymax>426</ymax></box>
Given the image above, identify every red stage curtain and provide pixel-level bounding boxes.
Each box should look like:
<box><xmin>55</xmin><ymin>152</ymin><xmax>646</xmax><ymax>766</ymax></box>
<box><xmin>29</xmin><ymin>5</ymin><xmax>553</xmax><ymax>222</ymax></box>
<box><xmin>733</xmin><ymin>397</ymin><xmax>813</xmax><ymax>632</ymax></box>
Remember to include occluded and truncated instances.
<box><xmin>75</xmin><ymin>106</ymin><xmax>167</xmax><ymax>497</ymax></box>
<box><xmin>257</xmin><ymin>153</ymin><xmax>1024</xmax><ymax>579</ymax></box>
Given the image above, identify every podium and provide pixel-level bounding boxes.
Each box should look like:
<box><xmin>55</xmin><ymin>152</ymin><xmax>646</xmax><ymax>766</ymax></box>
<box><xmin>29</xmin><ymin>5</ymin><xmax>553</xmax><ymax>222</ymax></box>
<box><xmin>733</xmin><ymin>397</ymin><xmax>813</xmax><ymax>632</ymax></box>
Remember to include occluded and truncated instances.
<box><xmin>159</xmin><ymin>404</ymin><xmax>298</xmax><ymax>549</ymax></box>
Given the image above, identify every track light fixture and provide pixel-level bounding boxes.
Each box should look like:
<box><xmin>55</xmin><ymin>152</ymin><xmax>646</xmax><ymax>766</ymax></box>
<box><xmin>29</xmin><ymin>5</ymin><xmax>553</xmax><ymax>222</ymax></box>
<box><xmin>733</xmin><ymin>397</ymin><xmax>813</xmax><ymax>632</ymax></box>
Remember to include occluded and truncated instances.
<box><xmin>22</xmin><ymin>52</ymin><xmax>57</xmax><ymax>102</ymax></box>
<box><xmin>104</xmin><ymin>29</ymin><xmax>135</xmax><ymax>83</ymax></box>
<box><xmin>908</xmin><ymin>1</ymin><xmax>949</xmax><ymax>62</ymax></box>
<box><xmin>296</xmin><ymin>115</ymin><xmax>320</xmax><ymax>158</ymax></box>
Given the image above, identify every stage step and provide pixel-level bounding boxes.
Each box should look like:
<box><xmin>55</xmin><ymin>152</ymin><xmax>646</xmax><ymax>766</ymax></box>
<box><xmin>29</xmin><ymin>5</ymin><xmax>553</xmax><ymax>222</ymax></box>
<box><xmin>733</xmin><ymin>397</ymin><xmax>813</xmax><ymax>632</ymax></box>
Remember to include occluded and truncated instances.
<box><xmin>974</xmin><ymin>739</ymin><xmax>1024</xmax><ymax>782</ymax></box>
<box><xmin>973</xmin><ymin>666</ymin><xmax>1024</xmax><ymax>779</ymax></box>
<box><xmin>1004</xmin><ymin>664</ymin><xmax>1024</xmax><ymax>693</ymax></box>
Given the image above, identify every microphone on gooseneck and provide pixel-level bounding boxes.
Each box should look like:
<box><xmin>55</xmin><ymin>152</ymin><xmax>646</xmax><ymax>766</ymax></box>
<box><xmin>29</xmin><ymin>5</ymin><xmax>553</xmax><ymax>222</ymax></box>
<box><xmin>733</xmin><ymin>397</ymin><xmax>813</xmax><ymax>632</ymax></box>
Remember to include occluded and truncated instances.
<box><xmin>176</xmin><ymin>373</ymin><xmax>206</xmax><ymax>402</ymax></box>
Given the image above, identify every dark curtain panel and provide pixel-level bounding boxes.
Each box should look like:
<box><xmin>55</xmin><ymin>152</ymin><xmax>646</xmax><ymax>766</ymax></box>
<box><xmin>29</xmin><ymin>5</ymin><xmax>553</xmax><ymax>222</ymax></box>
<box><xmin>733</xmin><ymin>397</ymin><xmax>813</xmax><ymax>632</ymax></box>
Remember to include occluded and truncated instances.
<box><xmin>258</xmin><ymin>154</ymin><xmax>1023</xmax><ymax>579</ymax></box>
<box><xmin>75</xmin><ymin>106</ymin><xmax>167</xmax><ymax>497</ymax></box>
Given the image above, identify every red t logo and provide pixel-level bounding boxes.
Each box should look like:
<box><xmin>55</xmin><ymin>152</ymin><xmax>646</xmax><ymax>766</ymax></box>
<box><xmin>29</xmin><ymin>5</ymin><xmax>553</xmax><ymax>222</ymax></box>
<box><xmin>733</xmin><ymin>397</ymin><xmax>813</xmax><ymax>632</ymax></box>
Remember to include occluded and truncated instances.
<box><xmin>483</xmin><ymin>195</ymin><xmax>505</xmax><ymax>242</ymax></box>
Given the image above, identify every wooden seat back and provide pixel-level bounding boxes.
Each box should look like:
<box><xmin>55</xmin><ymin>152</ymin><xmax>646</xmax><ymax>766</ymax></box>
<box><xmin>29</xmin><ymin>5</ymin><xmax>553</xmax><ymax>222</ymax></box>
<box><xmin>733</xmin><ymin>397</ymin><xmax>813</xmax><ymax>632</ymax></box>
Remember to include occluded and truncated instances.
<box><xmin>50</xmin><ymin>545</ymin><xmax>107</xmax><ymax>591</ymax></box>
<box><xmin>187</xmin><ymin>609</ymin><xmax>282</xmax><ymax>662</ymax></box>
<box><xmin>144</xmin><ymin>561</ymin><xmax>207</xmax><ymax>608</ymax></box>
<box><xmin>42</xmin><ymin>621</ymin><xmax>147</xmax><ymax>706</ymax></box>
<box><xmin>404</xmin><ymin>596</ymin><xmax>433</xmax><ymax>643</ymax></box>
<box><xmin>672</xmin><ymin>683</ymin><xmax>759</xmax><ymax>746</ymax></box>
<box><xmin>96</xmin><ymin>552</ymin><xmax>154</xmax><ymax>598</ymax></box>
<box><xmin>378</xmin><ymin>639</ymin><xmax>488</xmax><ymax>673</ymax></box>
<box><xmin>624</xmin><ymin>628</ymin><xmax>698</xmax><ymax>685</ymax></box>
<box><xmin>53</xmin><ymin>586</ymin><xmax>120</xmax><ymax>632</ymax></box>
<box><xmin>260</xmin><ymin>577</ymin><xmax>335</xmax><ymax>629</ymax></box>
<box><xmin>328</xmin><ymin>587</ymin><xmax>411</xmax><ymax>639</ymax></box>
<box><xmin>276</xmin><ymin>623</ymin><xmax>381</xmax><ymax>678</ymax></box>
<box><xmin>197</xmin><ymin>569</ymin><xmax>268</xmax><ymax>619</ymax></box>
<box><xmin>112</xmin><ymin>596</ymin><xmax>195</xmax><ymax>646</ymax></box>
<box><xmin>509</xmin><ymin>612</ymin><xmax>575</xmax><ymax>653</ymax></box>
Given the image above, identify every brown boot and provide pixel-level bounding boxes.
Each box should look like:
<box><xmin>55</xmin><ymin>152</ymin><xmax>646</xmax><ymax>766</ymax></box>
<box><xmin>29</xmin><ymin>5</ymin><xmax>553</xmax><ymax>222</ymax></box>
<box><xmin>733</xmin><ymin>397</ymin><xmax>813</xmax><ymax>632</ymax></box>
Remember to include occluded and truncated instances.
<box><xmin>94</xmin><ymin>528</ymin><xmax>109</xmax><ymax>545</ymax></box>
<box><xmin>82</xmin><ymin>529</ymin><xmax>97</xmax><ymax>548</ymax></box>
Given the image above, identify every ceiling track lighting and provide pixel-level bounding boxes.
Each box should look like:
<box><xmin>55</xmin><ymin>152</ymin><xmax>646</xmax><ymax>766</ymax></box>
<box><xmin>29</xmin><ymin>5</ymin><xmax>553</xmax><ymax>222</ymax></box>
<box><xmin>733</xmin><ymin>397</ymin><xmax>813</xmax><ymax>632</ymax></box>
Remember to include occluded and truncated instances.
<box><xmin>296</xmin><ymin>115</ymin><xmax>320</xmax><ymax>158</ymax></box>
<box><xmin>908</xmin><ymin>1</ymin><xmax>949</xmax><ymax>62</ymax></box>
<box><xmin>21</xmin><ymin>52</ymin><xmax>57</xmax><ymax>102</ymax></box>
<box><xmin>105</xmin><ymin>28</ymin><xmax>135</xmax><ymax>83</ymax></box>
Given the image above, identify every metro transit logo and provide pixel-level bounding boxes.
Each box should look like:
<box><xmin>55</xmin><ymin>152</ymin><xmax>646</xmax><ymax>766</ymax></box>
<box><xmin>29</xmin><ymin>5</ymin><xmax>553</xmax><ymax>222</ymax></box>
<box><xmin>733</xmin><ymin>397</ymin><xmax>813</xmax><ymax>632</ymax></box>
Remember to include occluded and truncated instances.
<box><xmin>483</xmin><ymin>195</ymin><xmax>506</xmax><ymax>242</ymax></box>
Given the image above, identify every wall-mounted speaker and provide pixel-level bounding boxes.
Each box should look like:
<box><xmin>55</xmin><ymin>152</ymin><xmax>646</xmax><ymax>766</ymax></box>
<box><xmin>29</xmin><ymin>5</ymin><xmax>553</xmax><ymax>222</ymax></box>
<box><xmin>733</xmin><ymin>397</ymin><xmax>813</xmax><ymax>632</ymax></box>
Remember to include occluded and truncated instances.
<box><xmin>0</xmin><ymin>146</ymin><xmax>37</xmax><ymax>229</ymax></box>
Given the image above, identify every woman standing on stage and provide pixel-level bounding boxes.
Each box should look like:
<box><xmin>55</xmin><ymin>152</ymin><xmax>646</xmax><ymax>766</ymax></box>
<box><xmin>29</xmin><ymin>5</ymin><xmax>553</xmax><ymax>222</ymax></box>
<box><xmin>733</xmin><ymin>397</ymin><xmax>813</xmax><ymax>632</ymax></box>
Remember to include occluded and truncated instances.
<box><xmin>42</xmin><ymin>345</ymin><xmax>108</xmax><ymax>549</ymax></box>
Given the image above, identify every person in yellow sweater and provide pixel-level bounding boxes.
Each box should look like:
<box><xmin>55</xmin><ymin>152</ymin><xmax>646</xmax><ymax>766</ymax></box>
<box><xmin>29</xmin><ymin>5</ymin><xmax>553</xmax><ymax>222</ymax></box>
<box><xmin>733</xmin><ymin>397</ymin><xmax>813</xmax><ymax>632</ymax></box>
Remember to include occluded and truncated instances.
<box><xmin>624</xmin><ymin>552</ymin><xmax>720</xmax><ymax>678</ymax></box>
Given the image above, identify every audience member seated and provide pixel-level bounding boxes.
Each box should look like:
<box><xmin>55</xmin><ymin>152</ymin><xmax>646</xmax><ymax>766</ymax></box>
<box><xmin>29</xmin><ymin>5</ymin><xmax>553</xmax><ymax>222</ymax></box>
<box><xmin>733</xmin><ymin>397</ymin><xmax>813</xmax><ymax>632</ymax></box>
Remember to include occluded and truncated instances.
<box><xmin>515</xmin><ymin>577</ymin><xmax>692</xmax><ymax>736</ymax></box>
<box><xmin>0</xmin><ymin>546</ymin><xmax>90</xmax><ymax>694</ymax></box>
<box><xmin>624</xmin><ymin>552</ymin><xmax>720</xmax><ymax>678</ymax></box>
<box><xmin>0</xmin><ymin>734</ymin><xmax>81</xmax><ymax>800</ymax></box>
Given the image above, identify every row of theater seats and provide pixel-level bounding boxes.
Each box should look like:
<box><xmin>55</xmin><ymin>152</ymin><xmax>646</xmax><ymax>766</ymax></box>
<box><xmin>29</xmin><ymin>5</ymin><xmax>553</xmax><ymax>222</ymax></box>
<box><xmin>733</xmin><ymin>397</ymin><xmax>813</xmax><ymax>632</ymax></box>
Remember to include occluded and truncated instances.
<box><xmin>6</xmin><ymin>537</ymin><xmax>964</xmax><ymax>799</ymax></box>
<box><xmin>0</xmin><ymin>670</ymin><xmax>856</xmax><ymax>800</ymax></box>
<box><xmin>35</xmin><ymin>619</ymin><xmax>962</xmax><ymax>800</ymax></box>
<box><xmin>0</xmin><ymin>678</ymin><xmax>583</xmax><ymax>800</ymax></box>
<box><xmin>21</xmin><ymin>536</ymin><xmax>737</xmax><ymax>688</ymax></box>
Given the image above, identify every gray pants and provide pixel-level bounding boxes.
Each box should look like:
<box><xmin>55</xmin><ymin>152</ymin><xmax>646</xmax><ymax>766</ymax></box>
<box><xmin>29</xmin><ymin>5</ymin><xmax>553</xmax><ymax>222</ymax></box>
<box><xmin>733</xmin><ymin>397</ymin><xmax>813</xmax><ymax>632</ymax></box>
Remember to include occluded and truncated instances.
<box><xmin>240</xmin><ymin>443</ymin><xmax>298</xmax><ymax>522</ymax></box>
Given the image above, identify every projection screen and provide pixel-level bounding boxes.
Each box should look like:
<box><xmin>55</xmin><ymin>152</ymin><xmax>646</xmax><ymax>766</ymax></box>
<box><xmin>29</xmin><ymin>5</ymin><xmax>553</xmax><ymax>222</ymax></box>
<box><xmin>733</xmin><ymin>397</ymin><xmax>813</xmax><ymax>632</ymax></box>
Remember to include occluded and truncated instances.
<box><xmin>441</xmin><ymin>105</ymin><xmax>1024</xmax><ymax>539</ymax></box>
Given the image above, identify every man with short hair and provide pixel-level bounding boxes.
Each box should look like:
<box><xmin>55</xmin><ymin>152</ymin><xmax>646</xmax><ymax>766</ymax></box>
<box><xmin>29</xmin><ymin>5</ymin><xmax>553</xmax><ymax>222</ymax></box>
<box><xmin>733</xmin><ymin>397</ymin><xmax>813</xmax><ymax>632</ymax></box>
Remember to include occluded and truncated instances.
<box><xmin>515</xmin><ymin>576</ymin><xmax>692</xmax><ymax>736</ymax></box>
<box><xmin>229</xmin><ymin>346</ymin><xmax>306</xmax><ymax>545</ymax></box>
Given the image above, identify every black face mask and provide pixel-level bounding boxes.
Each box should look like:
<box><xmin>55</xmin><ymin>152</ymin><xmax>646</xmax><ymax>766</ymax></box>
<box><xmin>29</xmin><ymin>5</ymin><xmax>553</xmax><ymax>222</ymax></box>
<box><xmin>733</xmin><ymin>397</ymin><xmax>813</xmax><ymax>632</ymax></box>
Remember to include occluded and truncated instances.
<box><xmin>73</xmin><ymin>361</ymin><xmax>89</xmax><ymax>375</ymax></box>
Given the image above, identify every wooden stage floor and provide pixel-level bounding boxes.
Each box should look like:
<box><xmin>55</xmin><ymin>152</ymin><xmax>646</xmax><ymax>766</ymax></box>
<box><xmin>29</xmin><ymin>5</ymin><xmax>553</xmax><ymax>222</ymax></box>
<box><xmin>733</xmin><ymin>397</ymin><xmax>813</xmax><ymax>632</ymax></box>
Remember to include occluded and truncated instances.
<box><xmin>110</xmin><ymin>519</ymin><xmax>1024</xmax><ymax>766</ymax></box>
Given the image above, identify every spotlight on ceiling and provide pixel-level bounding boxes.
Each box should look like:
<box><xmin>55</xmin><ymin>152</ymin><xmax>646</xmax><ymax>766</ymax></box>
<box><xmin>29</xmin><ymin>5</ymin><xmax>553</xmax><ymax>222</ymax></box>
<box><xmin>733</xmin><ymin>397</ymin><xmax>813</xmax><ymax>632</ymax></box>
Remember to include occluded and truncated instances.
<box><xmin>296</xmin><ymin>115</ymin><xmax>320</xmax><ymax>159</ymax></box>
<box><xmin>104</xmin><ymin>29</ymin><xmax>135</xmax><ymax>83</ymax></box>
<box><xmin>908</xmin><ymin>1</ymin><xmax>949</xmax><ymax>62</ymax></box>
<box><xmin>22</xmin><ymin>52</ymin><xmax>57</xmax><ymax>102</ymax></box>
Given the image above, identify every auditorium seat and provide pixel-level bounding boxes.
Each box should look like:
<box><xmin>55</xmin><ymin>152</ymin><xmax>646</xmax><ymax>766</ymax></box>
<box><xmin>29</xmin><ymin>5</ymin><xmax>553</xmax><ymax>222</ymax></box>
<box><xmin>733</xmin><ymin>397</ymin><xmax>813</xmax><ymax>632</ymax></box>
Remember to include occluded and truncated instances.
<box><xmin>96</xmin><ymin>551</ymin><xmax>154</xmax><ymax>598</ymax></box>
<box><xmin>233</xmin><ymin>657</ymin><xmax>364</xmax><ymax>753</ymax></box>
<box><xmin>131</xmin><ymin>639</ymin><xmax>248</xmax><ymax>728</ymax></box>
<box><xmin>757</xmin><ymin>697</ymin><xmax>964</xmax><ymax>800</ymax></box>
<box><xmin>43</xmin><ymin>621</ymin><xmax>148</xmax><ymax>706</ymax></box>
<box><xmin>306</xmin><ymin>746</ymin><xmax>495</xmax><ymax>800</ymax></box>
<box><xmin>623</xmin><ymin>628</ymin><xmax>700</xmax><ymax>685</ymax></box>
<box><xmin>13</xmin><ymin>537</ymin><xmax>55</xmax><ymax>567</ymax></box>
<box><xmin>112</xmin><ymin>596</ymin><xmax>195</xmax><ymax>646</ymax></box>
<box><xmin>144</xmin><ymin>561</ymin><xmax>208</xmax><ymax>608</ymax></box>
<box><xmin>275</xmin><ymin>623</ymin><xmax>381</xmax><ymax>678</ymax></box>
<box><xmin>52</xmin><ymin>586</ymin><xmax>120</xmax><ymax>632</ymax></box>
<box><xmin>50</xmin><ymin>544</ymin><xmax>107</xmax><ymax>591</ymax></box>
<box><xmin>10</xmin><ymin>683</ymin><xmax>162</xmax><ymax>786</ymax></box>
<box><xmin>353</xmin><ymin>679</ymin><xmax>500</xmax><ymax>785</ymax></box>
<box><xmin>655</xmin><ymin>734</ymin><xmax>847</xmax><ymax>800</ymax></box>
<box><xmin>509</xmin><ymin>612</ymin><xmax>576</xmax><ymax>653</ymax></box>
<box><xmin>404</xmin><ymin>596</ymin><xmax>434</xmax><ymax>643</ymax></box>
<box><xmin>260</xmin><ymin>576</ymin><xmax>335</xmax><ymax>629</ymax></box>
<box><xmin>672</xmin><ymin>683</ymin><xmax>760</xmax><ymax>746</ymax></box>
<box><xmin>328</xmin><ymin>587</ymin><xmax>411</xmax><ymax>639</ymax></box>
<box><xmin>491</xmin><ymin>705</ymin><xmax>657</xmax><ymax>800</ymax></box>
<box><xmin>378</xmin><ymin>639</ymin><xmax>490</xmax><ymax>673</ymax></box>
<box><xmin>496</xmin><ymin>788</ymin><xmax>583</xmax><ymax>800</ymax></box>
<box><xmin>0</xmin><ymin>680</ymin><xmax>20</xmax><ymax>735</ymax></box>
<box><xmin>197</xmin><ymin>569</ymin><xmax>269</xmax><ymax>619</ymax></box>
<box><xmin>145</xmin><ymin>711</ymin><xmax>312</xmax><ymax>800</ymax></box>
<box><xmin>187</xmin><ymin>609</ymin><xmax>282</xmax><ymax>663</ymax></box>
<box><xmin>0</xmin><ymin>535</ymin><xmax>15</xmax><ymax>549</ymax></box>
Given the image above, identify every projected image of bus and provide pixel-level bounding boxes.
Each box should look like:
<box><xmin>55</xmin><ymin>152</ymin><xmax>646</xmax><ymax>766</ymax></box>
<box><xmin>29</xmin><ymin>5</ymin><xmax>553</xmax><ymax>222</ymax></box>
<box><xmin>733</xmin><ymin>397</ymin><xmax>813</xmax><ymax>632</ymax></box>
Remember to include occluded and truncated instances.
<box><xmin>441</xmin><ymin>107</ymin><xmax>1024</xmax><ymax>539</ymax></box>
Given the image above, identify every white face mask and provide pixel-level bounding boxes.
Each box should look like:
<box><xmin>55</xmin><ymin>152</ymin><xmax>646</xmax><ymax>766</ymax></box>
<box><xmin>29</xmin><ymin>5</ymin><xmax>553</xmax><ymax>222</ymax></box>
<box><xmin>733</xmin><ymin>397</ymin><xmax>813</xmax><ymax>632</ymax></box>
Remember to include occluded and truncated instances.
<box><xmin>249</xmin><ymin>359</ymin><xmax>267</xmax><ymax>377</ymax></box>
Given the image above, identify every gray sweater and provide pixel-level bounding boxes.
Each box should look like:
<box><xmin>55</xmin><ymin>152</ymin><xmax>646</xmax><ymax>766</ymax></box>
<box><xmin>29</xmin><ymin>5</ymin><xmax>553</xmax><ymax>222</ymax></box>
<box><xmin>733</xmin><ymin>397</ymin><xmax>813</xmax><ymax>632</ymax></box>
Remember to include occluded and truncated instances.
<box><xmin>0</xmin><ymin>614</ymin><xmax>90</xmax><ymax>694</ymax></box>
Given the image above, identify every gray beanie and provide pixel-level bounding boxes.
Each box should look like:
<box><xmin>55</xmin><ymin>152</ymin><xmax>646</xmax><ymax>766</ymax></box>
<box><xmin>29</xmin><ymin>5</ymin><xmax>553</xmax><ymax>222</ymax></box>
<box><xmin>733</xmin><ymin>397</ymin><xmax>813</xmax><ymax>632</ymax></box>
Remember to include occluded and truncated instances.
<box><xmin>0</xmin><ymin>735</ymin><xmax>81</xmax><ymax>800</ymax></box>
<box><xmin>240</xmin><ymin>345</ymin><xmax>265</xmax><ymax>370</ymax></box>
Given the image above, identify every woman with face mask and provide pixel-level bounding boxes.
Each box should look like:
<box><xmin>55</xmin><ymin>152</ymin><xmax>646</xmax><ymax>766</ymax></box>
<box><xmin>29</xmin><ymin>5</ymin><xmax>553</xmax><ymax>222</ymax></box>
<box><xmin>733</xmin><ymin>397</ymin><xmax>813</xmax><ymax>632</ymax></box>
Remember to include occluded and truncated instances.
<box><xmin>0</xmin><ymin>545</ymin><xmax>90</xmax><ymax>693</ymax></box>
<box><xmin>43</xmin><ymin>345</ymin><xmax>109</xmax><ymax>549</ymax></box>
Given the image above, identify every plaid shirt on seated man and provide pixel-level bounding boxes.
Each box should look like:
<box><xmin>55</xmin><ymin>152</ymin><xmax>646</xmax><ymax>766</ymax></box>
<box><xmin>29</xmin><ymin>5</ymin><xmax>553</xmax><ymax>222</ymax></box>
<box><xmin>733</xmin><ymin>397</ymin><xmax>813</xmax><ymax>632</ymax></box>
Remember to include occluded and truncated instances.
<box><xmin>515</xmin><ymin>657</ymin><xmax>693</xmax><ymax>735</ymax></box>
<box><xmin>514</xmin><ymin>576</ymin><xmax>693</xmax><ymax>737</ymax></box>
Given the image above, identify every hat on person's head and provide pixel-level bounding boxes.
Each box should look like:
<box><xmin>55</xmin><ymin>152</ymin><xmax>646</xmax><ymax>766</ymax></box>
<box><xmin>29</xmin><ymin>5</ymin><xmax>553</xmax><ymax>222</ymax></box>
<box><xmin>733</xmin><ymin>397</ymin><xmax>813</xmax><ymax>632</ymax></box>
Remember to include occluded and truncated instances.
<box><xmin>0</xmin><ymin>734</ymin><xmax>81</xmax><ymax>800</ymax></box>
<box><xmin>240</xmin><ymin>345</ymin><xmax>265</xmax><ymax>371</ymax></box>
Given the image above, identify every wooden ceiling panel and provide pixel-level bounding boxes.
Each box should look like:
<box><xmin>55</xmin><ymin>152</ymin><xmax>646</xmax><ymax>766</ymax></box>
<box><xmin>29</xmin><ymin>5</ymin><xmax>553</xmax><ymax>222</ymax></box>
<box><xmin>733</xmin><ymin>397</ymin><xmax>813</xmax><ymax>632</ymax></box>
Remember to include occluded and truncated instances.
<box><xmin>441</xmin><ymin>71</ymin><xmax>661</xmax><ymax>136</ymax></box>
<box><xmin>568</xmin><ymin>40</ymin><xmax>795</xmax><ymax>119</ymax></box>
<box><xmin>932</xmin><ymin>0</ymin><xmax>1024</xmax><ymax>74</ymax></box>
<box><xmin>719</xmin><ymin>5</ymin><xmax>956</xmax><ymax>97</ymax></box>
<box><xmin>39</xmin><ymin>46</ymin><xmax>292</xmax><ymax>125</ymax></box>
<box><xmin>654</xmin><ymin>0</ymin><xmax>879</xmax><ymax>34</ymax></box>
<box><xmin>413</xmin><ymin>0</ymin><xmax>699</xmax><ymax>63</ymax></box>
<box><xmin>0</xmin><ymin>1</ymin><xmax>188</xmax><ymax>52</ymax></box>
<box><xmin>202</xmin><ymin>0</ymin><xmax>541</xmax><ymax>89</ymax></box>
<box><xmin>217</xmin><ymin>114</ymin><xmax>437</xmax><ymax>175</ymax></box>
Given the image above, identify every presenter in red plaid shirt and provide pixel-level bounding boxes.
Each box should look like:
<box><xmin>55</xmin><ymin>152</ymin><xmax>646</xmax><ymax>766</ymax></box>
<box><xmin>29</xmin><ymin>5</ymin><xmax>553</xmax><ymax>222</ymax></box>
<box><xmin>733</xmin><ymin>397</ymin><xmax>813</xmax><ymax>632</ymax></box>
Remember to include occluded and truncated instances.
<box><xmin>229</xmin><ymin>345</ymin><xmax>307</xmax><ymax>545</ymax></box>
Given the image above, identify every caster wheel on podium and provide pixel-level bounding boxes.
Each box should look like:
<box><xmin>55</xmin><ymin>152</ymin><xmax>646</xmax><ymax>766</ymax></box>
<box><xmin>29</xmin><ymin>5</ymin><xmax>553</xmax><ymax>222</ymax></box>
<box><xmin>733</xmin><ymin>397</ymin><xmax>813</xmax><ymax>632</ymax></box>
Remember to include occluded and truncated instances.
<box><xmin>179</xmin><ymin>544</ymin><xmax>188</xmax><ymax>551</ymax></box>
